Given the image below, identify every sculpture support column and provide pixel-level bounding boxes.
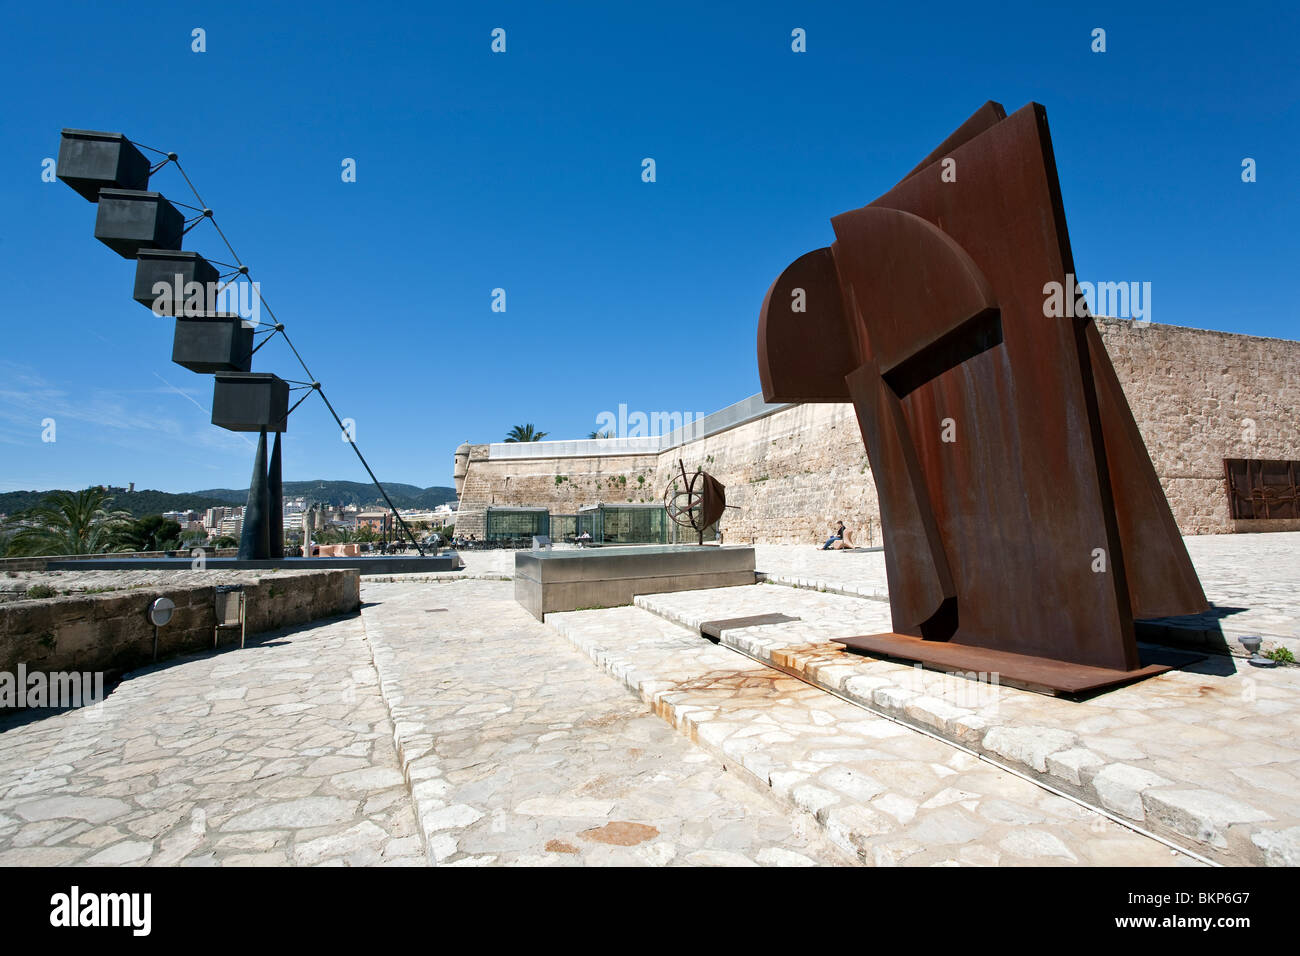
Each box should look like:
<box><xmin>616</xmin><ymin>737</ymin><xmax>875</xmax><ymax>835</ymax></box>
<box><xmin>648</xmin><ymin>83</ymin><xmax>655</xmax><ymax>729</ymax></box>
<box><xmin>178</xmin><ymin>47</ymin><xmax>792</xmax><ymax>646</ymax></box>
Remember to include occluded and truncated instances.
<box><xmin>269</xmin><ymin>432</ymin><xmax>284</xmax><ymax>560</ymax></box>
<box><xmin>239</xmin><ymin>429</ymin><xmax>270</xmax><ymax>560</ymax></box>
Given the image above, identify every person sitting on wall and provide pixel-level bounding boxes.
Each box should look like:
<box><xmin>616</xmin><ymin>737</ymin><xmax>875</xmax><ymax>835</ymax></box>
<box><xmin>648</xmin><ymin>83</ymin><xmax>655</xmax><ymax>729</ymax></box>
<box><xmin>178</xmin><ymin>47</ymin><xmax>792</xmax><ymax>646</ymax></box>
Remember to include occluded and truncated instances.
<box><xmin>821</xmin><ymin>521</ymin><xmax>852</xmax><ymax>550</ymax></box>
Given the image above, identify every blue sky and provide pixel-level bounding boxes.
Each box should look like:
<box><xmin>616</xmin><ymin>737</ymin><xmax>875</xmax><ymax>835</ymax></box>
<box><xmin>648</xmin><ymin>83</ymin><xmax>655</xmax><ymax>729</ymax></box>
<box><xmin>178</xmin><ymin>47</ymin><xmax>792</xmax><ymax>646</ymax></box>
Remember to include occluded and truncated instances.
<box><xmin>1</xmin><ymin>2</ymin><xmax>1295</xmax><ymax>493</ymax></box>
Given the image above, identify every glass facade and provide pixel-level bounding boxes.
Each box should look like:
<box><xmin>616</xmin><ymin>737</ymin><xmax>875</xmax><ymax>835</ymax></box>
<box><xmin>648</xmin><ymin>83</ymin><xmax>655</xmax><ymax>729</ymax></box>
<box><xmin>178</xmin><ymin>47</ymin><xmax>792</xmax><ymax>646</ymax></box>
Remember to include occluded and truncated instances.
<box><xmin>591</xmin><ymin>505</ymin><xmax>670</xmax><ymax>544</ymax></box>
<box><xmin>575</xmin><ymin>509</ymin><xmax>601</xmax><ymax>542</ymax></box>
<box><xmin>484</xmin><ymin>507</ymin><xmax>550</xmax><ymax>545</ymax></box>
<box><xmin>550</xmin><ymin>514</ymin><xmax>577</xmax><ymax>542</ymax></box>
<box><xmin>670</xmin><ymin>516</ymin><xmax>719</xmax><ymax>544</ymax></box>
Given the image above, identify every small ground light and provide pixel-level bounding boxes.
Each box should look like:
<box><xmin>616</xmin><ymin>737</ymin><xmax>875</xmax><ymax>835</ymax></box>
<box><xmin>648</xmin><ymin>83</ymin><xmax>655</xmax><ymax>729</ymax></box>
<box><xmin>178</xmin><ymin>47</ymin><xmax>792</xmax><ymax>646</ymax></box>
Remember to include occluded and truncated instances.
<box><xmin>148</xmin><ymin>597</ymin><xmax>175</xmax><ymax>661</ymax></box>
<box><xmin>1239</xmin><ymin>635</ymin><xmax>1275</xmax><ymax>667</ymax></box>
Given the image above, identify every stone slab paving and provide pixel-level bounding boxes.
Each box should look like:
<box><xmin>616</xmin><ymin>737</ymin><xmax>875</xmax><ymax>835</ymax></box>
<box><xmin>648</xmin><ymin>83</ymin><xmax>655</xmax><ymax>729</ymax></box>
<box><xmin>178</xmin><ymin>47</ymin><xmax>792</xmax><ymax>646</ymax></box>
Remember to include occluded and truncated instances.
<box><xmin>0</xmin><ymin>614</ymin><xmax>424</xmax><ymax>866</ymax></box>
<box><xmin>361</xmin><ymin>548</ymin><xmax>515</xmax><ymax>584</ymax></box>
<box><xmin>751</xmin><ymin>534</ymin><xmax>1300</xmax><ymax>650</ymax></box>
<box><xmin>634</xmin><ymin>583</ymin><xmax>1300</xmax><ymax>866</ymax></box>
<box><xmin>752</xmin><ymin>544</ymin><xmax>891</xmax><ymax>601</ymax></box>
<box><xmin>358</xmin><ymin>578</ymin><xmax>850</xmax><ymax>866</ymax></box>
<box><xmin>545</xmin><ymin>602</ymin><xmax>1194</xmax><ymax>867</ymax></box>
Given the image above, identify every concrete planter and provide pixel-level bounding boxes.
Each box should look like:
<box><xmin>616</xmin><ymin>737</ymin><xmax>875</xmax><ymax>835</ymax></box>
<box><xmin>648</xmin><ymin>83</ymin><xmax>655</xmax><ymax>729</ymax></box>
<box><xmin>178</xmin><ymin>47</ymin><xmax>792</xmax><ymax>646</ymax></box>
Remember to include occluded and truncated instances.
<box><xmin>134</xmin><ymin>249</ymin><xmax>220</xmax><ymax>313</ymax></box>
<box><xmin>93</xmin><ymin>189</ymin><xmax>185</xmax><ymax>259</ymax></box>
<box><xmin>211</xmin><ymin>372</ymin><xmax>290</xmax><ymax>432</ymax></box>
<box><xmin>172</xmin><ymin>315</ymin><xmax>254</xmax><ymax>373</ymax></box>
<box><xmin>56</xmin><ymin>129</ymin><xmax>150</xmax><ymax>202</ymax></box>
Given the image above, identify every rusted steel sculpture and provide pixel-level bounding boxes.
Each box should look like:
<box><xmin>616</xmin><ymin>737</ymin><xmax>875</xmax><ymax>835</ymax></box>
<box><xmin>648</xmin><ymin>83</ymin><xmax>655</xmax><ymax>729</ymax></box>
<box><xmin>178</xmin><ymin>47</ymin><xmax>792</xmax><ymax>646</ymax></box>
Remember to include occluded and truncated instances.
<box><xmin>665</xmin><ymin>461</ymin><xmax>726</xmax><ymax>545</ymax></box>
<box><xmin>758</xmin><ymin>101</ymin><xmax>1208</xmax><ymax>693</ymax></box>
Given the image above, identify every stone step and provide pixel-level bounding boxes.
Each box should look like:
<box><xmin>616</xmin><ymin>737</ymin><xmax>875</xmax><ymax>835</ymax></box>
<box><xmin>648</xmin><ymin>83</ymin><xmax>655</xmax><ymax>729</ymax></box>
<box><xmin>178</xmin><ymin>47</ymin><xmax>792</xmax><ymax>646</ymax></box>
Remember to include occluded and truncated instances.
<box><xmin>631</xmin><ymin>584</ymin><xmax>1300</xmax><ymax>867</ymax></box>
<box><xmin>544</xmin><ymin>602</ymin><xmax>1195</xmax><ymax>867</ymax></box>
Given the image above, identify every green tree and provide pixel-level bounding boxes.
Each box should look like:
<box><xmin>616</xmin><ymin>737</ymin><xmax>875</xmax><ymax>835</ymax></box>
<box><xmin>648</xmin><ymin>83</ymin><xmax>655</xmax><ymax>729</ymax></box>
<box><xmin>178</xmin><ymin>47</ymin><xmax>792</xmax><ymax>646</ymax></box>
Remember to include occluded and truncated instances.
<box><xmin>2</xmin><ymin>488</ymin><xmax>132</xmax><ymax>557</ymax></box>
<box><xmin>114</xmin><ymin>515</ymin><xmax>184</xmax><ymax>552</ymax></box>
<box><xmin>504</xmin><ymin>424</ymin><xmax>548</xmax><ymax>443</ymax></box>
<box><xmin>211</xmin><ymin>535</ymin><xmax>240</xmax><ymax>549</ymax></box>
<box><xmin>587</xmin><ymin>430</ymin><xmax>613</xmax><ymax>439</ymax></box>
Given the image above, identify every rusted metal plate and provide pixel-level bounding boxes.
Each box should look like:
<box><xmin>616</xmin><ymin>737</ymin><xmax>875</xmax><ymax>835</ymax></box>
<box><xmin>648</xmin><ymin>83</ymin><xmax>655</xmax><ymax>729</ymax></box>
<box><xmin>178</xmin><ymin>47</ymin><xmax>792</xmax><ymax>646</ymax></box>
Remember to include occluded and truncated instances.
<box><xmin>833</xmin><ymin>632</ymin><xmax>1198</xmax><ymax>696</ymax></box>
<box><xmin>757</xmin><ymin>101</ymin><xmax>1209</xmax><ymax>693</ymax></box>
<box><xmin>1225</xmin><ymin>458</ymin><xmax>1300</xmax><ymax>519</ymax></box>
<box><xmin>699</xmin><ymin>613</ymin><xmax>801</xmax><ymax>642</ymax></box>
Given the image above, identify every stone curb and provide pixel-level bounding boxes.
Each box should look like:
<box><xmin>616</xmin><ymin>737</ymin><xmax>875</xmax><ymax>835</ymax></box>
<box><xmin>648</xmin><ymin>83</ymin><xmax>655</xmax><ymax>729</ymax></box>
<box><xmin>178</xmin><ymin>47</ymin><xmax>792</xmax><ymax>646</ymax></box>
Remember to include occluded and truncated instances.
<box><xmin>634</xmin><ymin>595</ymin><xmax>1283</xmax><ymax>867</ymax></box>
<box><xmin>755</xmin><ymin>572</ymin><xmax>889</xmax><ymax>603</ymax></box>
<box><xmin>352</xmin><ymin>610</ymin><xmax>445</xmax><ymax>866</ymax></box>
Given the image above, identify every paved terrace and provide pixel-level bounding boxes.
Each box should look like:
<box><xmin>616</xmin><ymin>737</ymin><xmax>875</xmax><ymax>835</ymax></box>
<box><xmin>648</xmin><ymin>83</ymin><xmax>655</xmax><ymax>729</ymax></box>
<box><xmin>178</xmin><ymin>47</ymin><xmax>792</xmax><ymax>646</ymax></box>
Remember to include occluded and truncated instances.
<box><xmin>0</xmin><ymin>533</ymin><xmax>1295</xmax><ymax>866</ymax></box>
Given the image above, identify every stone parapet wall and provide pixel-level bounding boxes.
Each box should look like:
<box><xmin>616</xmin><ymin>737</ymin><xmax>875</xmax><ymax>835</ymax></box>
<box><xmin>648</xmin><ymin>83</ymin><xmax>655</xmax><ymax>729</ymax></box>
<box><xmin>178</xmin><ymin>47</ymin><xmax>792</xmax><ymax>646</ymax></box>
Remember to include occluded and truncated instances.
<box><xmin>1095</xmin><ymin>318</ymin><xmax>1300</xmax><ymax>533</ymax></box>
<box><xmin>0</xmin><ymin>549</ymin><xmax>240</xmax><ymax>573</ymax></box>
<box><xmin>0</xmin><ymin>569</ymin><xmax>360</xmax><ymax>680</ymax></box>
<box><xmin>455</xmin><ymin>320</ymin><xmax>1300</xmax><ymax>542</ymax></box>
<box><xmin>654</xmin><ymin>402</ymin><xmax>879</xmax><ymax>545</ymax></box>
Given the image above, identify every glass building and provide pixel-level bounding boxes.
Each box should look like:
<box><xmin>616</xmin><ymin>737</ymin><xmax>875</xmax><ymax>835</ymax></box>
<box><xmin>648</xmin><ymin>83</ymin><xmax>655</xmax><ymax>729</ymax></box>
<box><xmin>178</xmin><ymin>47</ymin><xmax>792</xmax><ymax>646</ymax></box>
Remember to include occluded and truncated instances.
<box><xmin>577</xmin><ymin>503</ymin><xmax>671</xmax><ymax>544</ymax></box>
<box><xmin>484</xmin><ymin>506</ymin><xmax>550</xmax><ymax>546</ymax></box>
<box><xmin>550</xmin><ymin>514</ymin><xmax>577</xmax><ymax>543</ymax></box>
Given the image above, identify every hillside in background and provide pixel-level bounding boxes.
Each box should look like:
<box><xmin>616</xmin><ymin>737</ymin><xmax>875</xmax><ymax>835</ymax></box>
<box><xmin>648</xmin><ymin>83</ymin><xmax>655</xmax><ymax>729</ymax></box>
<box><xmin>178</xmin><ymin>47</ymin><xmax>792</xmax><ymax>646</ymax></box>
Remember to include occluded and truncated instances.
<box><xmin>0</xmin><ymin>488</ymin><xmax>230</xmax><ymax>519</ymax></box>
<box><xmin>0</xmin><ymin>481</ymin><xmax>457</xmax><ymax>519</ymax></box>
<box><xmin>192</xmin><ymin>481</ymin><xmax>458</xmax><ymax>510</ymax></box>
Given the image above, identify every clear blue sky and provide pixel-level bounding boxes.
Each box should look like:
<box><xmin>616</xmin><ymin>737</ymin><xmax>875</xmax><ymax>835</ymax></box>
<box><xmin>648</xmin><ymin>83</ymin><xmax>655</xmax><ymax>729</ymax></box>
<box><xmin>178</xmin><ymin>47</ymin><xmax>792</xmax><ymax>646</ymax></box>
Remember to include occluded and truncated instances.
<box><xmin>1</xmin><ymin>1</ymin><xmax>1295</xmax><ymax>494</ymax></box>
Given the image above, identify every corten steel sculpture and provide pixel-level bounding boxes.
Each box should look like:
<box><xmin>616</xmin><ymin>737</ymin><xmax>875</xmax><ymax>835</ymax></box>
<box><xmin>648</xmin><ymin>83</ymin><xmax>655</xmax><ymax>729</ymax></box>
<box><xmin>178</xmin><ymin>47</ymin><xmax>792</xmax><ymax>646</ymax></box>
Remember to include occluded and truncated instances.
<box><xmin>758</xmin><ymin>101</ymin><xmax>1208</xmax><ymax>694</ymax></box>
<box><xmin>665</xmin><ymin>461</ymin><xmax>726</xmax><ymax>545</ymax></box>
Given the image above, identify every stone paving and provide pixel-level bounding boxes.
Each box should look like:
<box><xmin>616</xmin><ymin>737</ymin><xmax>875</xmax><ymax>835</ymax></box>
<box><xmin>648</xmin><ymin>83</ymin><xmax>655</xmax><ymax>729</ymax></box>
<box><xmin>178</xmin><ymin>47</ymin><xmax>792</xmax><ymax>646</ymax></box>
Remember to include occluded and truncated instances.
<box><xmin>358</xmin><ymin>578</ymin><xmax>849</xmax><ymax>865</ymax></box>
<box><xmin>0</xmin><ymin>615</ymin><xmax>424</xmax><ymax>866</ymax></box>
<box><xmin>634</xmin><ymin>583</ymin><xmax>1300</xmax><ymax>866</ymax></box>
<box><xmin>546</xmin><ymin>601</ymin><xmax>1192</xmax><ymax>866</ymax></box>
<box><xmin>2</xmin><ymin>533</ymin><xmax>1293</xmax><ymax>868</ymax></box>
<box><xmin>751</xmin><ymin>534</ymin><xmax>1300</xmax><ymax>645</ymax></box>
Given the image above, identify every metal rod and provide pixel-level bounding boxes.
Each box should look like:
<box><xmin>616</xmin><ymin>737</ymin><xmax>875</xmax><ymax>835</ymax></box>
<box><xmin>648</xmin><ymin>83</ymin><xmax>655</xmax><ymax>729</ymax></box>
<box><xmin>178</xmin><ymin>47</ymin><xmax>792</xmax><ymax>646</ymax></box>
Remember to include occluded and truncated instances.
<box><xmin>312</xmin><ymin>388</ymin><xmax>424</xmax><ymax>556</ymax></box>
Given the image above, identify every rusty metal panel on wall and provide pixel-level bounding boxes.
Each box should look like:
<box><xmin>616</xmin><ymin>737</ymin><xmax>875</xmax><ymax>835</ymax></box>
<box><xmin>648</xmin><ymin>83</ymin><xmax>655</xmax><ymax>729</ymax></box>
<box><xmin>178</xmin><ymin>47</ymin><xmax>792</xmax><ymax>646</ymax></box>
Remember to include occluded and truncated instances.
<box><xmin>1225</xmin><ymin>458</ymin><xmax>1300</xmax><ymax>519</ymax></box>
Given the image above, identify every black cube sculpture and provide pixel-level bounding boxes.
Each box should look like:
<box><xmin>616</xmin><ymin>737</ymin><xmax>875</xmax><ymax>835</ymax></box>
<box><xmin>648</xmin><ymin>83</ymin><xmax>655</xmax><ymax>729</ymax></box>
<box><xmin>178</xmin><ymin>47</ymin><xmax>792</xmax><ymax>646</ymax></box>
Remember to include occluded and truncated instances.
<box><xmin>134</xmin><ymin>249</ymin><xmax>220</xmax><ymax>313</ymax></box>
<box><xmin>212</xmin><ymin>372</ymin><xmax>289</xmax><ymax>432</ymax></box>
<box><xmin>173</xmin><ymin>315</ymin><xmax>254</xmax><ymax>373</ymax></box>
<box><xmin>94</xmin><ymin>190</ymin><xmax>185</xmax><ymax>259</ymax></box>
<box><xmin>56</xmin><ymin>130</ymin><xmax>150</xmax><ymax>202</ymax></box>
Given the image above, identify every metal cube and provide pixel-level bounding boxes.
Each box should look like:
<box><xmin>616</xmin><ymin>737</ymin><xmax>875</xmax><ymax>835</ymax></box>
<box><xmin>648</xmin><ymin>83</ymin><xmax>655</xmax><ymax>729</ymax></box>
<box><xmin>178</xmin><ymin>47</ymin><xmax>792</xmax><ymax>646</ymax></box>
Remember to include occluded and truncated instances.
<box><xmin>134</xmin><ymin>249</ymin><xmax>220</xmax><ymax>314</ymax></box>
<box><xmin>56</xmin><ymin>129</ymin><xmax>150</xmax><ymax>202</ymax></box>
<box><xmin>172</xmin><ymin>315</ymin><xmax>254</xmax><ymax>373</ymax></box>
<box><xmin>93</xmin><ymin>189</ymin><xmax>185</xmax><ymax>259</ymax></box>
<box><xmin>211</xmin><ymin>372</ymin><xmax>289</xmax><ymax>432</ymax></box>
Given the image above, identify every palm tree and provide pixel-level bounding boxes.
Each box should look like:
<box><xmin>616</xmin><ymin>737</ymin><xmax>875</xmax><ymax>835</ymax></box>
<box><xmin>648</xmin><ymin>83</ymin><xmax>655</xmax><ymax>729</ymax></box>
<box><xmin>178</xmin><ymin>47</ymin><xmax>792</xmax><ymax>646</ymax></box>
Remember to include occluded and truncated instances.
<box><xmin>3</xmin><ymin>488</ymin><xmax>132</xmax><ymax>557</ymax></box>
<box><xmin>113</xmin><ymin>515</ymin><xmax>184</xmax><ymax>553</ymax></box>
<box><xmin>504</xmin><ymin>424</ymin><xmax>548</xmax><ymax>443</ymax></box>
<box><xmin>587</xmin><ymin>430</ymin><xmax>613</xmax><ymax>439</ymax></box>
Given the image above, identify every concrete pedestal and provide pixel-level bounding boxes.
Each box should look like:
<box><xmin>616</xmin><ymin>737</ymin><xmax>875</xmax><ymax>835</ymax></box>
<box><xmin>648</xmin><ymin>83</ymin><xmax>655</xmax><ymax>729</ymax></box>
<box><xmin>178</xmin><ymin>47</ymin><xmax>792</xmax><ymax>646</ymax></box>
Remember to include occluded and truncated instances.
<box><xmin>514</xmin><ymin>545</ymin><xmax>755</xmax><ymax>620</ymax></box>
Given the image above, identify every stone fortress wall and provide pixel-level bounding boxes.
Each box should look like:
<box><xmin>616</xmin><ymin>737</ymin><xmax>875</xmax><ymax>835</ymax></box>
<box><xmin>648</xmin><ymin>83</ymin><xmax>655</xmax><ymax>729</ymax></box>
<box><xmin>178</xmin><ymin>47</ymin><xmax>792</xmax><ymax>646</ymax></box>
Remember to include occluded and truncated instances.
<box><xmin>454</xmin><ymin>319</ymin><xmax>1300</xmax><ymax>544</ymax></box>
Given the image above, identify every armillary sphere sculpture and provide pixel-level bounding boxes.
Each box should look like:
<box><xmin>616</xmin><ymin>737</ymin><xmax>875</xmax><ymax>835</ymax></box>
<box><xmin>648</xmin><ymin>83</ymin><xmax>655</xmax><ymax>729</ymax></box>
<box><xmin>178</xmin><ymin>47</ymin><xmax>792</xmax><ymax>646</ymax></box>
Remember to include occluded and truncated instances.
<box><xmin>758</xmin><ymin>100</ymin><xmax>1208</xmax><ymax>694</ymax></box>
<box><xmin>664</xmin><ymin>461</ymin><xmax>726</xmax><ymax>545</ymax></box>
